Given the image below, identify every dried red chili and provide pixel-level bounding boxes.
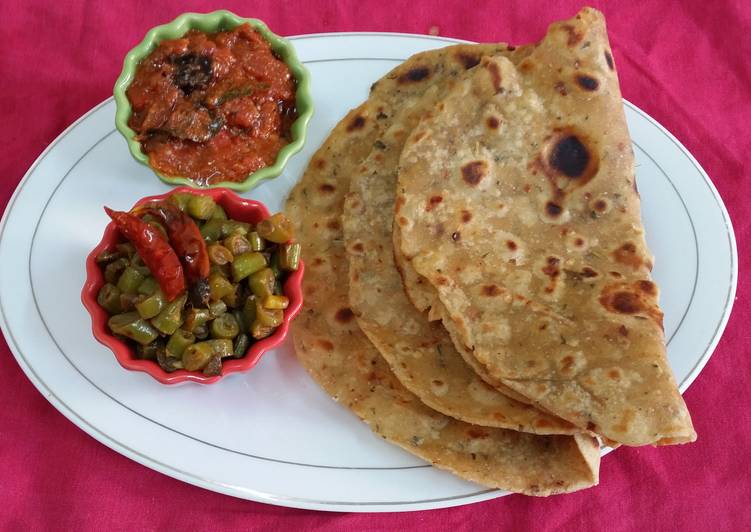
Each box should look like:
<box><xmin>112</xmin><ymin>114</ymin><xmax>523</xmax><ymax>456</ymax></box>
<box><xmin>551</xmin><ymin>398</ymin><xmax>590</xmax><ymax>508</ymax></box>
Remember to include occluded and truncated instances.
<box><xmin>104</xmin><ymin>207</ymin><xmax>186</xmax><ymax>301</ymax></box>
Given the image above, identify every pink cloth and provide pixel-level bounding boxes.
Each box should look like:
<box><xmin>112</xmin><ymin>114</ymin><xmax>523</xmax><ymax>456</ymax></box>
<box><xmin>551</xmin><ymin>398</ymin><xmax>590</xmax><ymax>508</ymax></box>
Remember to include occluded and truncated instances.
<box><xmin>1</xmin><ymin>1</ymin><xmax>749</xmax><ymax>529</ymax></box>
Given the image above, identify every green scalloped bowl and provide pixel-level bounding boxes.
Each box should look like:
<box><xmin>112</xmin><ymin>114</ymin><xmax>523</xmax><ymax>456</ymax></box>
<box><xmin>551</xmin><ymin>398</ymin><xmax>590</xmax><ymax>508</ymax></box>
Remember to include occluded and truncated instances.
<box><xmin>113</xmin><ymin>10</ymin><xmax>313</xmax><ymax>192</ymax></box>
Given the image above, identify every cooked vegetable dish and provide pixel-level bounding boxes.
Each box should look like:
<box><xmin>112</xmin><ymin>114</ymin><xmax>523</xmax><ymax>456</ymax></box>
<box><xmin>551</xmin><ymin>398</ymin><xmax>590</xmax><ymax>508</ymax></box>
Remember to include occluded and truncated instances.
<box><xmin>96</xmin><ymin>193</ymin><xmax>300</xmax><ymax>376</ymax></box>
<box><xmin>126</xmin><ymin>24</ymin><xmax>298</xmax><ymax>185</ymax></box>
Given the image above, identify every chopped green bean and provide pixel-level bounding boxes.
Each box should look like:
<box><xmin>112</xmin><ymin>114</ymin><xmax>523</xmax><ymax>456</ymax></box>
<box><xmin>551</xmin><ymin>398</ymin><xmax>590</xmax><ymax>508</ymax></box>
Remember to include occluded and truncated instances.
<box><xmin>151</xmin><ymin>294</ymin><xmax>187</xmax><ymax>335</ymax></box>
<box><xmin>248</xmin><ymin>231</ymin><xmax>265</xmax><ymax>251</ymax></box>
<box><xmin>255</xmin><ymin>300</ymin><xmax>283</xmax><ymax>327</ymax></box>
<box><xmin>268</xmin><ymin>251</ymin><xmax>282</xmax><ymax>278</ymax></box>
<box><xmin>232</xmin><ymin>252</ymin><xmax>267</xmax><ymax>282</ymax></box>
<box><xmin>233</xmin><ymin>334</ymin><xmax>250</xmax><ymax>357</ymax></box>
<box><xmin>182</xmin><ymin>339</ymin><xmax>233</xmax><ymax>370</ymax></box>
<box><xmin>117</xmin><ymin>266</ymin><xmax>146</xmax><ymax>294</ymax></box>
<box><xmin>168</xmin><ymin>193</ymin><xmax>193</xmax><ymax>211</ymax></box>
<box><xmin>210</xmin><ymin>313</ymin><xmax>240</xmax><ymax>339</ymax></box>
<box><xmin>193</xmin><ymin>324</ymin><xmax>209</xmax><ymax>340</ymax></box>
<box><xmin>187</xmin><ymin>195</ymin><xmax>216</xmax><ymax>220</ymax></box>
<box><xmin>263</xmin><ymin>295</ymin><xmax>289</xmax><ymax>310</ymax></box>
<box><xmin>279</xmin><ymin>243</ymin><xmax>301</xmax><ymax>271</ymax></box>
<box><xmin>257</xmin><ymin>213</ymin><xmax>294</xmax><ymax>243</ymax></box>
<box><xmin>210</xmin><ymin>205</ymin><xmax>228</xmax><ymax>220</ymax></box>
<box><xmin>242</xmin><ymin>296</ymin><xmax>257</xmax><ymax>331</ymax></box>
<box><xmin>222</xmin><ymin>220</ymin><xmax>251</xmax><ymax>237</ymax></box>
<box><xmin>166</xmin><ymin>329</ymin><xmax>195</xmax><ymax>358</ymax></box>
<box><xmin>224</xmin><ymin>233</ymin><xmax>251</xmax><ymax>255</ymax></box>
<box><xmin>119</xmin><ymin>292</ymin><xmax>140</xmax><ymax>312</ymax></box>
<box><xmin>208</xmin><ymin>299</ymin><xmax>227</xmax><ymax>318</ymax></box>
<box><xmin>248</xmin><ymin>267</ymin><xmax>275</xmax><ymax>299</ymax></box>
<box><xmin>208</xmin><ymin>272</ymin><xmax>235</xmax><ymax>301</ymax></box>
<box><xmin>136</xmin><ymin>341</ymin><xmax>160</xmax><ymax>360</ymax></box>
<box><xmin>182</xmin><ymin>341</ymin><xmax>214</xmax><ymax>371</ymax></box>
<box><xmin>97</xmin><ymin>283</ymin><xmax>122</xmax><ymax>314</ymax></box>
<box><xmin>201</xmin><ymin>218</ymin><xmax>225</xmax><ymax>241</ymax></box>
<box><xmin>251</xmin><ymin>320</ymin><xmax>275</xmax><ymax>340</ymax></box>
<box><xmin>104</xmin><ymin>257</ymin><xmax>129</xmax><ymax>284</ymax></box>
<box><xmin>223</xmin><ymin>284</ymin><xmax>242</xmax><ymax>308</ymax></box>
<box><xmin>208</xmin><ymin>243</ymin><xmax>234</xmax><ymax>265</ymax></box>
<box><xmin>183</xmin><ymin>308</ymin><xmax>211</xmax><ymax>332</ymax></box>
<box><xmin>108</xmin><ymin>312</ymin><xmax>159</xmax><ymax>345</ymax></box>
<box><xmin>137</xmin><ymin>276</ymin><xmax>159</xmax><ymax>296</ymax></box>
<box><xmin>135</xmin><ymin>290</ymin><xmax>165</xmax><ymax>320</ymax></box>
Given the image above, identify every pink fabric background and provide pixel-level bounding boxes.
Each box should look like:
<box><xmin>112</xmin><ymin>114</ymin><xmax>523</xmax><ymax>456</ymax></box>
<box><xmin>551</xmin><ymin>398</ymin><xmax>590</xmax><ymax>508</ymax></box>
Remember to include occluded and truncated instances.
<box><xmin>1</xmin><ymin>0</ymin><xmax>748</xmax><ymax>529</ymax></box>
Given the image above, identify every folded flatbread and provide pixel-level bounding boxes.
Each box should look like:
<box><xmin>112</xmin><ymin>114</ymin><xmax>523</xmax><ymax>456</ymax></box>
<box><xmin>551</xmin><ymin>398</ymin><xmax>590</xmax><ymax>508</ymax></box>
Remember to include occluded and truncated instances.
<box><xmin>286</xmin><ymin>44</ymin><xmax>600</xmax><ymax>494</ymax></box>
<box><xmin>342</xmin><ymin>49</ymin><xmax>578</xmax><ymax>434</ymax></box>
<box><xmin>395</xmin><ymin>8</ymin><xmax>695</xmax><ymax>446</ymax></box>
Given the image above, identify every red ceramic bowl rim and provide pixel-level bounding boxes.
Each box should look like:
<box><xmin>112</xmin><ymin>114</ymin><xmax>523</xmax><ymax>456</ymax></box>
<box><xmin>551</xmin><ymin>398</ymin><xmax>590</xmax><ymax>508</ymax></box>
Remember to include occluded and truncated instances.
<box><xmin>81</xmin><ymin>186</ymin><xmax>304</xmax><ymax>385</ymax></box>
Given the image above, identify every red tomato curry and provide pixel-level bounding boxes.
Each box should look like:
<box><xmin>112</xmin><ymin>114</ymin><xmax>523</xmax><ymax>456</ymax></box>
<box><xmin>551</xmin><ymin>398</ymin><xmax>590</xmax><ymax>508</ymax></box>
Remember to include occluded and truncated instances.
<box><xmin>127</xmin><ymin>24</ymin><xmax>297</xmax><ymax>185</ymax></box>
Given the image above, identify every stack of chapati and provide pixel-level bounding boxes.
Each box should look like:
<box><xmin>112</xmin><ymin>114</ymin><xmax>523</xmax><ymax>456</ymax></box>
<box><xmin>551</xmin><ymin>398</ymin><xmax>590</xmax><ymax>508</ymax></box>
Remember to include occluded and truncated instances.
<box><xmin>286</xmin><ymin>7</ymin><xmax>694</xmax><ymax>496</ymax></box>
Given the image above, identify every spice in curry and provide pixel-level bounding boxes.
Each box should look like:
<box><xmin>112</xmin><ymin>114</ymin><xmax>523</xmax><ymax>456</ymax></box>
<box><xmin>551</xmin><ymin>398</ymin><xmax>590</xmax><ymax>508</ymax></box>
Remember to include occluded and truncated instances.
<box><xmin>127</xmin><ymin>24</ymin><xmax>297</xmax><ymax>185</ymax></box>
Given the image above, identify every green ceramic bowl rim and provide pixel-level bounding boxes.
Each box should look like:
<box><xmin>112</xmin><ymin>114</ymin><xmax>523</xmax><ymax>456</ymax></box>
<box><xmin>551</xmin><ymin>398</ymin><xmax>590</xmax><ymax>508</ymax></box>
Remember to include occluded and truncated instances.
<box><xmin>113</xmin><ymin>10</ymin><xmax>313</xmax><ymax>192</ymax></box>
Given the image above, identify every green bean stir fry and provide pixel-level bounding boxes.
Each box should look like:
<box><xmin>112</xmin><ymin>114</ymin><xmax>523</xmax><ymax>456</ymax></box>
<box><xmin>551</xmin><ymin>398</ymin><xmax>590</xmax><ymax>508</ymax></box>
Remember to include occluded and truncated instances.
<box><xmin>96</xmin><ymin>193</ymin><xmax>300</xmax><ymax>376</ymax></box>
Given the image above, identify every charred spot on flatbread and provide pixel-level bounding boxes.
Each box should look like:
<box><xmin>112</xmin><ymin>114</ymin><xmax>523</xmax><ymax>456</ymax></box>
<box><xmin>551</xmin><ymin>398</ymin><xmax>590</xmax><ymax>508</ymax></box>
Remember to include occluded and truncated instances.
<box><xmin>575</xmin><ymin>74</ymin><xmax>599</xmax><ymax>91</ymax></box>
<box><xmin>461</xmin><ymin>161</ymin><xmax>488</xmax><ymax>185</ymax></box>
<box><xmin>604</xmin><ymin>50</ymin><xmax>614</xmax><ymax>70</ymax></box>
<box><xmin>347</xmin><ymin>114</ymin><xmax>367</xmax><ymax>132</ymax></box>
<box><xmin>456</xmin><ymin>51</ymin><xmax>481</xmax><ymax>69</ymax></box>
<box><xmin>398</xmin><ymin>66</ymin><xmax>431</xmax><ymax>83</ymax></box>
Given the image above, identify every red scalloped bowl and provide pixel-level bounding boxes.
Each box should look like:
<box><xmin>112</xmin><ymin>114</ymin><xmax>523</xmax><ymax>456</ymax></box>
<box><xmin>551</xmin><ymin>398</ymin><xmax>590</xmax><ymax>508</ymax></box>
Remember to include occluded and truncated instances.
<box><xmin>81</xmin><ymin>187</ymin><xmax>304</xmax><ymax>385</ymax></box>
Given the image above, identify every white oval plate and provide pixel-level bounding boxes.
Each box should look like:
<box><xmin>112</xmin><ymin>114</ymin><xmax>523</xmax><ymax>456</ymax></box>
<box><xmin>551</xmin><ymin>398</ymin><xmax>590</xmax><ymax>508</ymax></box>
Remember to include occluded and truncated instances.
<box><xmin>0</xmin><ymin>33</ymin><xmax>737</xmax><ymax>512</ymax></box>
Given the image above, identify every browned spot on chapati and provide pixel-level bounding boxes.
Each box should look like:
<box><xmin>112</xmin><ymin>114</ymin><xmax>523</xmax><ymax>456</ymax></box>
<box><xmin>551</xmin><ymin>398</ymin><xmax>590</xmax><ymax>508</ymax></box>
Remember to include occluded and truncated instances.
<box><xmin>319</xmin><ymin>183</ymin><xmax>335</xmax><ymax>193</ymax></box>
<box><xmin>316</xmin><ymin>339</ymin><xmax>334</xmax><ymax>351</ymax></box>
<box><xmin>314</xmin><ymin>159</ymin><xmax>326</xmax><ymax>169</ymax></box>
<box><xmin>599</xmin><ymin>282</ymin><xmax>663</xmax><ymax>326</ymax></box>
<box><xmin>346</xmin><ymin>115</ymin><xmax>366</xmax><ymax>132</ymax></box>
<box><xmin>352</xmin><ymin>242</ymin><xmax>364</xmax><ymax>253</ymax></box>
<box><xmin>545</xmin><ymin>201</ymin><xmax>563</xmax><ymax>217</ymax></box>
<box><xmin>461</xmin><ymin>161</ymin><xmax>488</xmax><ymax>185</ymax></box>
<box><xmin>593</xmin><ymin>199</ymin><xmax>608</xmax><ymax>213</ymax></box>
<box><xmin>608</xmin><ymin>369</ymin><xmax>621</xmax><ymax>380</ymax></box>
<box><xmin>587</xmin><ymin>421</ymin><xmax>597</xmax><ymax>431</ymax></box>
<box><xmin>547</xmin><ymin>130</ymin><xmax>598</xmax><ymax>181</ymax></box>
<box><xmin>581</xmin><ymin>267</ymin><xmax>598</xmax><ymax>278</ymax></box>
<box><xmin>604</xmin><ymin>50</ymin><xmax>614</xmax><ymax>70</ymax></box>
<box><xmin>335</xmin><ymin>308</ymin><xmax>355</xmax><ymax>323</ymax></box>
<box><xmin>435</xmin><ymin>275</ymin><xmax>449</xmax><ymax>286</ymax></box>
<box><xmin>535</xmin><ymin>418</ymin><xmax>552</xmax><ymax>428</ymax></box>
<box><xmin>613</xmin><ymin>242</ymin><xmax>644</xmax><ymax>269</ymax></box>
<box><xmin>467</xmin><ymin>428</ymin><xmax>490</xmax><ymax>439</ymax></box>
<box><xmin>398</xmin><ymin>66</ymin><xmax>430</xmax><ymax>83</ymax></box>
<box><xmin>426</xmin><ymin>195</ymin><xmax>443</xmax><ymax>211</ymax></box>
<box><xmin>519</xmin><ymin>59</ymin><xmax>534</xmax><ymax>73</ymax></box>
<box><xmin>456</xmin><ymin>51</ymin><xmax>481</xmax><ymax>69</ymax></box>
<box><xmin>506</xmin><ymin>240</ymin><xmax>518</xmax><ymax>251</ymax></box>
<box><xmin>574</xmin><ymin>237</ymin><xmax>584</xmax><ymax>247</ymax></box>
<box><xmin>493</xmin><ymin>412</ymin><xmax>507</xmax><ymax>421</ymax></box>
<box><xmin>461</xmin><ymin>210</ymin><xmax>472</xmax><ymax>223</ymax></box>
<box><xmin>485</xmin><ymin>60</ymin><xmax>503</xmax><ymax>92</ymax></box>
<box><xmin>638</xmin><ymin>280</ymin><xmax>657</xmax><ymax>295</ymax></box>
<box><xmin>482</xmin><ymin>284</ymin><xmax>502</xmax><ymax>296</ymax></box>
<box><xmin>576</xmin><ymin>74</ymin><xmax>599</xmax><ymax>91</ymax></box>
<box><xmin>395</xmin><ymin>195</ymin><xmax>406</xmax><ymax>210</ymax></box>
<box><xmin>486</xmin><ymin>116</ymin><xmax>500</xmax><ymax>129</ymax></box>
<box><xmin>609</xmin><ymin>271</ymin><xmax>622</xmax><ymax>279</ymax></box>
<box><xmin>542</xmin><ymin>257</ymin><xmax>561</xmax><ymax>278</ymax></box>
<box><xmin>326</xmin><ymin>219</ymin><xmax>341</xmax><ymax>231</ymax></box>
<box><xmin>397</xmin><ymin>216</ymin><xmax>409</xmax><ymax>226</ymax></box>
<box><xmin>555</xmin><ymin>81</ymin><xmax>568</xmax><ymax>96</ymax></box>
<box><xmin>618</xmin><ymin>325</ymin><xmax>629</xmax><ymax>336</ymax></box>
<box><xmin>451</xmin><ymin>231</ymin><xmax>461</xmax><ymax>242</ymax></box>
<box><xmin>561</xmin><ymin>24</ymin><xmax>583</xmax><ymax>46</ymax></box>
<box><xmin>434</xmin><ymin>222</ymin><xmax>445</xmax><ymax>236</ymax></box>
